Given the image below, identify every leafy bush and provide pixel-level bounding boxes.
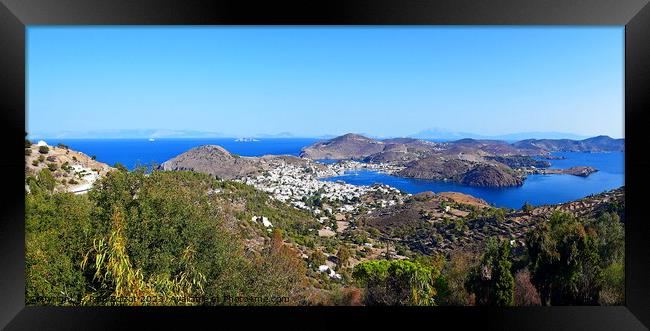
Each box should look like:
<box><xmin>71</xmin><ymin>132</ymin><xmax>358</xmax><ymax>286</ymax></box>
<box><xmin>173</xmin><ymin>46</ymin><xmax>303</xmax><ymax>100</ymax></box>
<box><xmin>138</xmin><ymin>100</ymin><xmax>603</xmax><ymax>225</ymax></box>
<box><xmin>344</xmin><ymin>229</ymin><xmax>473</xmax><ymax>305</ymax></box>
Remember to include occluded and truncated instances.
<box><xmin>352</xmin><ymin>259</ymin><xmax>442</xmax><ymax>306</ymax></box>
<box><xmin>521</xmin><ymin>202</ymin><xmax>534</xmax><ymax>213</ymax></box>
<box><xmin>38</xmin><ymin>146</ymin><xmax>49</xmax><ymax>154</ymax></box>
<box><xmin>47</xmin><ymin>163</ymin><xmax>58</xmax><ymax>171</ymax></box>
<box><xmin>26</xmin><ymin>169</ymin><xmax>311</xmax><ymax>306</ymax></box>
<box><xmin>466</xmin><ymin>237</ymin><xmax>514</xmax><ymax>306</ymax></box>
<box><xmin>526</xmin><ymin>211</ymin><xmax>623</xmax><ymax>305</ymax></box>
<box><xmin>25</xmin><ymin>148</ymin><xmax>32</xmax><ymax>156</ymax></box>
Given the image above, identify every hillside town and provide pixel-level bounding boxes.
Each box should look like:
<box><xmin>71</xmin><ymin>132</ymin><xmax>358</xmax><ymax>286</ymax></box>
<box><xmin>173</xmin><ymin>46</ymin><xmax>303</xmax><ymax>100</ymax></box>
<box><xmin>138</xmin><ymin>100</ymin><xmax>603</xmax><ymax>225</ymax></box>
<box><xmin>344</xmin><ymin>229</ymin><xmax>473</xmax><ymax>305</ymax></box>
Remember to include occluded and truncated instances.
<box><xmin>237</xmin><ymin>160</ymin><xmax>407</xmax><ymax>218</ymax></box>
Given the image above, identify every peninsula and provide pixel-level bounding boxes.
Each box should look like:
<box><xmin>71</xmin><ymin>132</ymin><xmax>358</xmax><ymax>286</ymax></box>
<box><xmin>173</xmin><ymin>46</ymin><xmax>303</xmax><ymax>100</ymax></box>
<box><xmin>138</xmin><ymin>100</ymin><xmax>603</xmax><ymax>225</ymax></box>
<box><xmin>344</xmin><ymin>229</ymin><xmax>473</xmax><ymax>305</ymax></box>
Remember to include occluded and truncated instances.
<box><xmin>299</xmin><ymin>133</ymin><xmax>621</xmax><ymax>187</ymax></box>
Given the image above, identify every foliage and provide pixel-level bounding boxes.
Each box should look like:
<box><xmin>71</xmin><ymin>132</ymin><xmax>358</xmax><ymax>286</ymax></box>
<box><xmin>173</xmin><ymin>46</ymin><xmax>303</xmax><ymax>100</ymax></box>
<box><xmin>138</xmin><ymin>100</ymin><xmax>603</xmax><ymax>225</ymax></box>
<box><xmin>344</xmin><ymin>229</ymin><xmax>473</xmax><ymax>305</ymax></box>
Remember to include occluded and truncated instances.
<box><xmin>514</xmin><ymin>269</ymin><xmax>541</xmax><ymax>306</ymax></box>
<box><xmin>336</xmin><ymin>246</ymin><xmax>351</xmax><ymax>268</ymax></box>
<box><xmin>521</xmin><ymin>202</ymin><xmax>534</xmax><ymax>213</ymax></box>
<box><xmin>438</xmin><ymin>250</ymin><xmax>477</xmax><ymax>305</ymax></box>
<box><xmin>245</xmin><ymin>229</ymin><xmax>308</xmax><ymax>305</ymax></box>
<box><xmin>25</xmin><ymin>189</ymin><xmax>94</xmax><ymax>305</ymax></box>
<box><xmin>34</xmin><ymin>168</ymin><xmax>56</xmax><ymax>193</ymax></box>
<box><xmin>309</xmin><ymin>250</ymin><xmax>327</xmax><ymax>267</ymax></box>
<box><xmin>352</xmin><ymin>259</ymin><xmax>441</xmax><ymax>306</ymax></box>
<box><xmin>466</xmin><ymin>237</ymin><xmax>514</xmax><ymax>306</ymax></box>
<box><xmin>526</xmin><ymin>211</ymin><xmax>623</xmax><ymax>305</ymax></box>
<box><xmin>25</xmin><ymin>139</ymin><xmax>32</xmax><ymax>148</ymax></box>
<box><xmin>80</xmin><ymin>207</ymin><xmax>205</xmax><ymax>305</ymax></box>
<box><xmin>113</xmin><ymin>162</ymin><xmax>128</xmax><ymax>172</ymax></box>
<box><xmin>38</xmin><ymin>146</ymin><xmax>49</xmax><ymax>154</ymax></box>
<box><xmin>26</xmin><ymin>169</ymin><xmax>311</xmax><ymax>306</ymax></box>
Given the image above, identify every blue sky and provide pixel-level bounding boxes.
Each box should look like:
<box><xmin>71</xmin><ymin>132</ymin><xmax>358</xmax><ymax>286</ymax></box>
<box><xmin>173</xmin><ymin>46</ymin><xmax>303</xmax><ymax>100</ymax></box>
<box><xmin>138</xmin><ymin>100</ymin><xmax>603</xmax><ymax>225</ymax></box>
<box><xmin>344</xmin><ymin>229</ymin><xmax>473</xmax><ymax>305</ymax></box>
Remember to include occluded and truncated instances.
<box><xmin>27</xmin><ymin>26</ymin><xmax>624</xmax><ymax>139</ymax></box>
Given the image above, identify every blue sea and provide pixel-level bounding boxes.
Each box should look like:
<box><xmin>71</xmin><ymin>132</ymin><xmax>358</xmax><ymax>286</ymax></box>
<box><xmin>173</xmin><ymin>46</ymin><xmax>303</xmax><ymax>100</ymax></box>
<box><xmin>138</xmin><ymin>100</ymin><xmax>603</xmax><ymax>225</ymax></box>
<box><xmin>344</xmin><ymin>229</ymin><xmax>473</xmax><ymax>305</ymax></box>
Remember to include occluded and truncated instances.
<box><xmin>323</xmin><ymin>151</ymin><xmax>624</xmax><ymax>209</ymax></box>
<box><xmin>43</xmin><ymin>138</ymin><xmax>320</xmax><ymax>169</ymax></box>
<box><xmin>38</xmin><ymin>138</ymin><xmax>624</xmax><ymax>209</ymax></box>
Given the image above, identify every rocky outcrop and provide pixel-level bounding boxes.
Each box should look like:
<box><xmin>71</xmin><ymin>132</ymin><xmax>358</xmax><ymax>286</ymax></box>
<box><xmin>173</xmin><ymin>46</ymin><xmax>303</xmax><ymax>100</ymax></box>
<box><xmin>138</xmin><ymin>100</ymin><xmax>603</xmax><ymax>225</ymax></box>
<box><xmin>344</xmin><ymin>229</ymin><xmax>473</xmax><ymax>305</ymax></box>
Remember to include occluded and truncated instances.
<box><xmin>397</xmin><ymin>157</ymin><xmax>473</xmax><ymax>181</ymax></box>
<box><xmin>460</xmin><ymin>164</ymin><xmax>524</xmax><ymax>187</ymax></box>
<box><xmin>24</xmin><ymin>143</ymin><xmax>113</xmax><ymax>193</ymax></box>
<box><xmin>528</xmin><ymin>166</ymin><xmax>598</xmax><ymax>177</ymax></box>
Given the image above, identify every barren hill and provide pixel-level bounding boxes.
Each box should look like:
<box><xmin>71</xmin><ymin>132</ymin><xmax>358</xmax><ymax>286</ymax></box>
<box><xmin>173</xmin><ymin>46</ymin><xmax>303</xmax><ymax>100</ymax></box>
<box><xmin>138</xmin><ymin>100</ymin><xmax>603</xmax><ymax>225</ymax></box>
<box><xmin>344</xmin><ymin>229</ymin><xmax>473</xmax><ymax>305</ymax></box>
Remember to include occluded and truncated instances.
<box><xmin>159</xmin><ymin>144</ymin><xmax>327</xmax><ymax>180</ymax></box>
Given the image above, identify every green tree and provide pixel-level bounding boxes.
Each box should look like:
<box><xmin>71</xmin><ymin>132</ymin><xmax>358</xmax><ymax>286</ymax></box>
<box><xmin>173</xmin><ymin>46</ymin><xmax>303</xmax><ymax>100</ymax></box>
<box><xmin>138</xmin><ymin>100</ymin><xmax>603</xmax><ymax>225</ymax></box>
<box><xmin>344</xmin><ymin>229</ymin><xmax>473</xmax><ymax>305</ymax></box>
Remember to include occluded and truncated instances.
<box><xmin>25</xmin><ymin>187</ymin><xmax>94</xmax><ymax>305</ymax></box>
<box><xmin>352</xmin><ymin>259</ymin><xmax>441</xmax><ymax>306</ymax></box>
<box><xmin>245</xmin><ymin>229</ymin><xmax>308</xmax><ymax>305</ymax></box>
<box><xmin>36</xmin><ymin>168</ymin><xmax>56</xmax><ymax>192</ymax></box>
<box><xmin>522</xmin><ymin>202</ymin><xmax>534</xmax><ymax>213</ymax></box>
<box><xmin>466</xmin><ymin>237</ymin><xmax>514</xmax><ymax>306</ymax></box>
<box><xmin>113</xmin><ymin>162</ymin><xmax>128</xmax><ymax>172</ymax></box>
<box><xmin>336</xmin><ymin>246</ymin><xmax>351</xmax><ymax>268</ymax></box>
<box><xmin>309</xmin><ymin>250</ymin><xmax>327</xmax><ymax>267</ymax></box>
<box><xmin>527</xmin><ymin>211</ymin><xmax>604</xmax><ymax>305</ymax></box>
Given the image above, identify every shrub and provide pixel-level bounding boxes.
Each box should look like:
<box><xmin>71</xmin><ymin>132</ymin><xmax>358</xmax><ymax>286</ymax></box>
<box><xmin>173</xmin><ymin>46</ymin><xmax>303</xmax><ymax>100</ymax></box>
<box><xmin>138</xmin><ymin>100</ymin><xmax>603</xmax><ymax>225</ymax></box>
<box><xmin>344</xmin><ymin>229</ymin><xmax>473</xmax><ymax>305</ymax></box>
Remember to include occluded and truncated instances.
<box><xmin>46</xmin><ymin>155</ymin><xmax>57</xmax><ymax>162</ymax></box>
<box><xmin>38</xmin><ymin>146</ymin><xmax>49</xmax><ymax>154</ymax></box>
<box><xmin>36</xmin><ymin>168</ymin><xmax>56</xmax><ymax>192</ymax></box>
<box><xmin>25</xmin><ymin>148</ymin><xmax>32</xmax><ymax>156</ymax></box>
<box><xmin>68</xmin><ymin>178</ymin><xmax>78</xmax><ymax>185</ymax></box>
<box><xmin>466</xmin><ymin>237</ymin><xmax>515</xmax><ymax>306</ymax></box>
<box><xmin>47</xmin><ymin>163</ymin><xmax>58</xmax><ymax>171</ymax></box>
<box><xmin>521</xmin><ymin>202</ymin><xmax>534</xmax><ymax>213</ymax></box>
<box><xmin>514</xmin><ymin>269</ymin><xmax>541</xmax><ymax>306</ymax></box>
<box><xmin>439</xmin><ymin>250</ymin><xmax>477</xmax><ymax>305</ymax></box>
<box><xmin>336</xmin><ymin>246</ymin><xmax>351</xmax><ymax>268</ymax></box>
<box><xmin>526</xmin><ymin>211</ymin><xmax>614</xmax><ymax>305</ymax></box>
<box><xmin>38</xmin><ymin>155</ymin><xmax>45</xmax><ymax>163</ymax></box>
<box><xmin>309</xmin><ymin>250</ymin><xmax>327</xmax><ymax>266</ymax></box>
<box><xmin>25</xmin><ymin>139</ymin><xmax>32</xmax><ymax>148</ymax></box>
<box><xmin>353</xmin><ymin>259</ymin><xmax>442</xmax><ymax>306</ymax></box>
<box><xmin>31</xmin><ymin>160</ymin><xmax>39</xmax><ymax>166</ymax></box>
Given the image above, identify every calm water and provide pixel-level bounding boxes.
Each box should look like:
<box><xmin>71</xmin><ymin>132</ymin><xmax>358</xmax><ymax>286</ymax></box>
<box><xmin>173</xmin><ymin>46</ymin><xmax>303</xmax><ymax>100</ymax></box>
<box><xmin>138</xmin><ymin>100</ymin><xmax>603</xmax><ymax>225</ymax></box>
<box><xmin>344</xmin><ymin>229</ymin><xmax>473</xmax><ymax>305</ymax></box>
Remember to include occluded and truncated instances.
<box><xmin>322</xmin><ymin>152</ymin><xmax>624</xmax><ymax>209</ymax></box>
<box><xmin>37</xmin><ymin>138</ymin><xmax>623</xmax><ymax>208</ymax></box>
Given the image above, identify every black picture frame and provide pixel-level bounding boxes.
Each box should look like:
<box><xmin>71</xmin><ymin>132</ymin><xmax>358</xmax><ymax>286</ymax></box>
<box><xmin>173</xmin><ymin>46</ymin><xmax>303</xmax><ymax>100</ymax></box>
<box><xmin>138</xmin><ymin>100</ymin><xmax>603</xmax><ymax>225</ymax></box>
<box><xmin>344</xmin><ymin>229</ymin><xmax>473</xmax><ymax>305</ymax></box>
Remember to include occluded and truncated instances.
<box><xmin>1</xmin><ymin>0</ymin><xmax>649</xmax><ymax>329</ymax></box>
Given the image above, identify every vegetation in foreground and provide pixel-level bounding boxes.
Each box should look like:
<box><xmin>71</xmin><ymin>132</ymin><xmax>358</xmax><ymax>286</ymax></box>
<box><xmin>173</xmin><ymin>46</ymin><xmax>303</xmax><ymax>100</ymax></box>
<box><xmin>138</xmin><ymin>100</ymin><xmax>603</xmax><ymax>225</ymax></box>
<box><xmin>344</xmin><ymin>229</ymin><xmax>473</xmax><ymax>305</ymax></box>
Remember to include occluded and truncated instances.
<box><xmin>25</xmin><ymin>168</ymin><xmax>624</xmax><ymax>306</ymax></box>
